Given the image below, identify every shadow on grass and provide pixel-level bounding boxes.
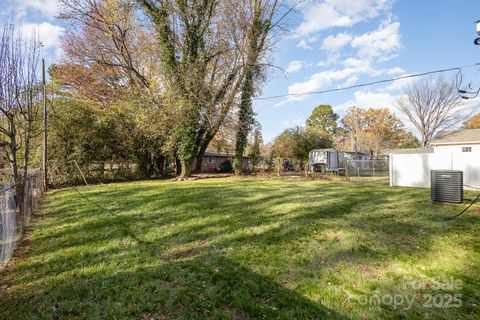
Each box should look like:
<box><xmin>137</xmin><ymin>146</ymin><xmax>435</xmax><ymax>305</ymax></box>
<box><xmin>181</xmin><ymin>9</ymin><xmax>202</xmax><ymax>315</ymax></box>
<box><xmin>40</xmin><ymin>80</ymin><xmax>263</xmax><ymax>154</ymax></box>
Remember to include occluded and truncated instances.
<box><xmin>1</xmin><ymin>178</ymin><xmax>479</xmax><ymax>319</ymax></box>
<box><xmin>0</xmin><ymin>253</ymin><xmax>346</xmax><ymax>319</ymax></box>
<box><xmin>26</xmin><ymin>180</ymin><xmax>474</xmax><ymax>276</ymax></box>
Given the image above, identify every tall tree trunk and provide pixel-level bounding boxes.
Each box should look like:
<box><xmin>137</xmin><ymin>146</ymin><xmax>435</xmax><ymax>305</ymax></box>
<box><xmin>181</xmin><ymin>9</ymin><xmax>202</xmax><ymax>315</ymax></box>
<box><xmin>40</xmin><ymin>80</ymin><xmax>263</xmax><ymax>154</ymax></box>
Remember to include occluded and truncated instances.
<box><xmin>155</xmin><ymin>155</ymin><xmax>164</xmax><ymax>176</ymax></box>
<box><xmin>195</xmin><ymin>134</ymin><xmax>212</xmax><ymax>172</ymax></box>
<box><xmin>234</xmin><ymin>66</ymin><xmax>254</xmax><ymax>174</ymax></box>
<box><xmin>163</xmin><ymin>156</ymin><xmax>170</xmax><ymax>176</ymax></box>
<box><xmin>175</xmin><ymin>157</ymin><xmax>182</xmax><ymax>176</ymax></box>
<box><xmin>180</xmin><ymin>159</ymin><xmax>192</xmax><ymax>177</ymax></box>
<box><xmin>195</xmin><ymin>149</ymin><xmax>205</xmax><ymax>172</ymax></box>
<box><xmin>10</xmin><ymin>133</ymin><xmax>24</xmax><ymax>218</ymax></box>
<box><xmin>234</xmin><ymin>0</ymin><xmax>271</xmax><ymax>174</ymax></box>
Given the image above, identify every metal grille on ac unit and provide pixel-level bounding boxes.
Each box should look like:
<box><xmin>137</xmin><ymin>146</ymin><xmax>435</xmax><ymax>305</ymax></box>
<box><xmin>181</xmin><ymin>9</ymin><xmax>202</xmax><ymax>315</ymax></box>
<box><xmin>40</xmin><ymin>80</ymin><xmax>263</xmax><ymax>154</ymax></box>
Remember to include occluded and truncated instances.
<box><xmin>430</xmin><ymin>170</ymin><xmax>464</xmax><ymax>204</ymax></box>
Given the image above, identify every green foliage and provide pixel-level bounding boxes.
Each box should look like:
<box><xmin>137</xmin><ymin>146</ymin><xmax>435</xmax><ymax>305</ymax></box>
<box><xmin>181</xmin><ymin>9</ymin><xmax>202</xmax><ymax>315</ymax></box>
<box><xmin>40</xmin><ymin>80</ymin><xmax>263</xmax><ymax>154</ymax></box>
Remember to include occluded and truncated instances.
<box><xmin>48</xmin><ymin>98</ymin><xmax>136</xmax><ymax>185</ymax></box>
<box><xmin>49</xmin><ymin>98</ymin><xmax>97</xmax><ymax>164</ymax></box>
<box><xmin>175</xmin><ymin>103</ymin><xmax>201</xmax><ymax>177</ymax></box>
<box><xmin>219</xmin><ymin>159</ymin><xmax>233</xmax><ymax>173</ymax></box>
<box><xmin>272</xmin><ymin>126</ymin><xmax>331</xmax><ymax>161</ymax></box>
<box><xmin>305</xmin><ymin>104</ymin><xmax>339</xmax><ymax>135</ymax></box>
<box><xmin>248</xmin><ymin>125</ymin><xmax>262</xmax><ymax>169</ymax></box>
<box><xmin>56</xmin><ymin>0</ymin><xmax>286</xmax><ymax>179</ymax></box>
<box><xmin>234</xmin><ymin>0</ymin><xmax>274</xmax><ymax>174</ymax></box>
<box><xmin>234</xmin><ymin>76</ymin><xmax>255</xmax><ymax>173</ymax></box>
<box><xmin>2</xmin><ymin>178</ymin><xmax>479</xmax><ymax>319</ymax></box>
<box><xmin>140</xmin><ymin>0</ymin><xmax>220</xmax><ymax>176</ymax></box>
<box><xmin>390</xmin><ymin>129</ymin><xmax>420</xmax><ymax>149</ymax></box>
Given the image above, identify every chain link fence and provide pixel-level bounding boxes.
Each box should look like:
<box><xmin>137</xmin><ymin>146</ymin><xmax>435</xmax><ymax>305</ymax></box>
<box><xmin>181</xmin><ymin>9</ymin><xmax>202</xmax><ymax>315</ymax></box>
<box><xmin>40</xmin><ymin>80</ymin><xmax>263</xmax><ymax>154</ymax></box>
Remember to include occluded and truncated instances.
<box><xmin>0</xmin><ymin>170</ymin><xmax>41</xmax><ymax>268</ymax></box>
<box><xmin>345</xmin><ymin>160</ymin><xmax>389</xmax><ymax>179</ymax></box>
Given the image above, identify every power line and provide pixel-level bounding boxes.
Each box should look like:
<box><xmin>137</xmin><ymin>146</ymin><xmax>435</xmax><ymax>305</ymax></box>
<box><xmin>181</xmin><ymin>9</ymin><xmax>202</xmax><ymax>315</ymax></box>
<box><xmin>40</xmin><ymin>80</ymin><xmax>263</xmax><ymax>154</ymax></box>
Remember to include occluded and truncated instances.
<box><xmin>253</xmin><ymin>62</ymin><xmax>480</xmax><ymax>101</ymax></box>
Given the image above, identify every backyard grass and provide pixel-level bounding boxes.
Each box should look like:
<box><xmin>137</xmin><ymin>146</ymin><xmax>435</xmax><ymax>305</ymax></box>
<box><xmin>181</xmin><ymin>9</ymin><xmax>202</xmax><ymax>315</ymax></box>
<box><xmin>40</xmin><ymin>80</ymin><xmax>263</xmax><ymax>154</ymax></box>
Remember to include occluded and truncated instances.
<box><xmin>0</xmin><ymin>177</ymin><xmax>479</xmax><ymax>319</ymax></box>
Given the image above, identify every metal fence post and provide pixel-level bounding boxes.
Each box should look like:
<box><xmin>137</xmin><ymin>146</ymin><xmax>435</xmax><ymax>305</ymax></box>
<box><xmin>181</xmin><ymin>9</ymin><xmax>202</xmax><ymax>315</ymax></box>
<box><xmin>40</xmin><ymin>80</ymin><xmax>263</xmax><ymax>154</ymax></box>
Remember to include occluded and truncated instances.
<box><xmin>345</xmin><ymin>160</ymin><xmax>349</xmax><ymax>180</ymax></box>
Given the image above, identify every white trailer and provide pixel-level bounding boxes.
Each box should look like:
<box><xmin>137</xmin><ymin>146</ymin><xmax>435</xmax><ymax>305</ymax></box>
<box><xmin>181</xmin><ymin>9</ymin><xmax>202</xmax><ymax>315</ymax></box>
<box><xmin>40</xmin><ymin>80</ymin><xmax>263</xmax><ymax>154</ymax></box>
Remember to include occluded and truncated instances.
<box><xmin>309</xmin><ymin>149</ymin><xmax>371</xmax><ymax>173</ymax></box>
<box><xmin>309</xmin><ymin>149</ymin><xmax>341</xmax><ymax>173</ymax></box>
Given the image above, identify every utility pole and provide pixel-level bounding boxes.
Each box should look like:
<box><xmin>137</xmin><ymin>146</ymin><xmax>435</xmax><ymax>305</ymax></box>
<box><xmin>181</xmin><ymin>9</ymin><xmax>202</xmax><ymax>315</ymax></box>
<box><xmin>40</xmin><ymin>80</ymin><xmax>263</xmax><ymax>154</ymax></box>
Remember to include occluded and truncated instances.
<box><xmin>41</xmin><ymin>58</ymin><xmax>48</xmax><ymax>191</ymax></box>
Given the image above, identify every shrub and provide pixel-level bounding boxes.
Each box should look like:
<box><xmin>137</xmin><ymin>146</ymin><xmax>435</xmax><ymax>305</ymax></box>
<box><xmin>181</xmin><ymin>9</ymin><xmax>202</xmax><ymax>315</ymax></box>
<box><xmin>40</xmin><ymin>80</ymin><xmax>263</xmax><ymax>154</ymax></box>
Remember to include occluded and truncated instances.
<box><xmin>219</xmin><ymin>159</ymin><xmax>233</xmax><ymax>173</ymax></box>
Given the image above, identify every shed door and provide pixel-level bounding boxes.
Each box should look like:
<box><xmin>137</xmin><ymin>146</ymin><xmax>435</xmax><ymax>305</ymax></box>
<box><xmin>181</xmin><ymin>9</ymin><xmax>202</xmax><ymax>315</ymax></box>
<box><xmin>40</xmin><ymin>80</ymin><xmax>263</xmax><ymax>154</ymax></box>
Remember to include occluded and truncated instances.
<box><xmin>328</xmin><ymin>151</ymin><xmax>338</xmax><ymax>169</ymax></box>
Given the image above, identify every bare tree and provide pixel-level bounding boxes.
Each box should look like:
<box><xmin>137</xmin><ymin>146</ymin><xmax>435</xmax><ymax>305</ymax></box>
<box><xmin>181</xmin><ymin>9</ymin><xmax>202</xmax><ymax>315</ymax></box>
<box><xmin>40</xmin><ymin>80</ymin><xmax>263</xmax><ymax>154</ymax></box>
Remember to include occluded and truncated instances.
<box><xmin>58</xmin><ymin>0</ymin><xmax>156</xmax><ymax>102</ymax></box>
<box><xmin>0</xmin><ymin>21</ymin><xmax>41</xmax><ymax>215</ymax></box>
<box><xmin>396</xmin><ymin>75</ymin><xmax>467</xmax><ymax>147</ymax></box>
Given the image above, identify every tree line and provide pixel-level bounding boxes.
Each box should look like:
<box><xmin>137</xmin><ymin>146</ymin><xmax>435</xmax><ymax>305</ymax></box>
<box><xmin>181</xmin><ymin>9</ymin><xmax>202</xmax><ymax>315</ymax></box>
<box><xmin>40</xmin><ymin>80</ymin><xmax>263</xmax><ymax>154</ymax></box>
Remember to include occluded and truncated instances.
<box><xmin>1</xmin><ymin>0</ymin><xmax>478</xmax><ymax>190</ymax></box>
<box><xmin>45</xmin><ymin>0</ymin><xmax>296</xmax><ymax>181</ymax></box>
<box><xmin>270</xmin><ymin>104</ymin><xmax>418</xmax><ymax>172</ymax></box>
<box><xmin>271</xmin><ymin>75</ymin><xmax>478</xmax><ymax>168</ymax></box>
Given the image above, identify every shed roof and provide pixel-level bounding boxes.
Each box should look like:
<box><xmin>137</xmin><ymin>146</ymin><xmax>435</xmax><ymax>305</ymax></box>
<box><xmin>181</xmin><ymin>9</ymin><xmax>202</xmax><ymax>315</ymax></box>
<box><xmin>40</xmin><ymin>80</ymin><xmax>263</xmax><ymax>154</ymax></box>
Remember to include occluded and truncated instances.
<box><xmin>431</xmin><ymin>128</ymin><xmax>480</xmax><ymax>145</ymax></box>
<box><xmin>341</xmin><ymin>151</ymin><xmax>369</xmax><ymax>155</ymax></box>
<box><xmin>309</xmin><ymin>149</ymin><xmax>369</xmax><ymax>155</ymax></box>
<box><xmin>309</xmin><ymin>148</ymin><xmax>336</xmax><ymax>153</ymax></box>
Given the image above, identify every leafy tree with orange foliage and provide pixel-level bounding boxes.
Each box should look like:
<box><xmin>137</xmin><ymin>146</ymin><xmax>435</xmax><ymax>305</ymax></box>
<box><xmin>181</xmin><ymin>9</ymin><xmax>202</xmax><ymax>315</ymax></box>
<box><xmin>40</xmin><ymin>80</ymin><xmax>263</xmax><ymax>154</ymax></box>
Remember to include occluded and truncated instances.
<box><xmin>339</xmin><ymin>107</ymin><xmax>418</xmax><ymax>158</ymax></box>
<box><xmin>463</xmin><ymin>113</ymin><xmax>480</xmax><ymax>129</ymax></box>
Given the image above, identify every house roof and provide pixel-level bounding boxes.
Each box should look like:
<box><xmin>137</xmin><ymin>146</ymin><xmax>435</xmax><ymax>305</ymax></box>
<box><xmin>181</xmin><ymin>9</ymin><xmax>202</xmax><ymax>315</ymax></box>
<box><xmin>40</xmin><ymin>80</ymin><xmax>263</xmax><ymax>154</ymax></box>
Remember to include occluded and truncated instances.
<box><xmin>310</xmin><ymin>148</ymin><xmax>336</xmax><ymax>152</ymax></box>
<box><xmin>387</xmin><ymin>147</ymin><xmax>434</xmax><ymax>154</ymax></box>
<box><xmin>204</xmin><ymin>151</ymin><xmax>249</xmax><ymax>158</ymax></box>
<box><xmin>431</xmin><ymin>128</ymin><xmax>480</xmax><ymax>145</ymax></box>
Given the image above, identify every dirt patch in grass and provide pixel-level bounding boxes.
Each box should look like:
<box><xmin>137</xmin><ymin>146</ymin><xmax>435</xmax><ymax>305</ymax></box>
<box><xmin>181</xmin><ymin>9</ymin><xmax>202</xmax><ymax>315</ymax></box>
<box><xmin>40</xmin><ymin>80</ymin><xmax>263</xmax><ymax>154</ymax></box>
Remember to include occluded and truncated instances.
<box><xmin>163</xmin><ymin>240</ymin><xmax>213</xmax><ymax>260</ymax></box>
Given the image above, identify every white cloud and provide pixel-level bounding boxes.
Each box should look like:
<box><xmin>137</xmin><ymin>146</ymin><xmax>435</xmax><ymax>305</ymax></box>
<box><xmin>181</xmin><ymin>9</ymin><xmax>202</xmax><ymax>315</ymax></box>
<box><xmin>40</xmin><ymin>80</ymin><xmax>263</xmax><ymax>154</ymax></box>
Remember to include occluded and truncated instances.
<box><xmin>20</xmin><ymin>22</ymin><xmax>64</xmax><ymax>50</ymax></box>
<box><xmin>279</xmin><ymin>56</ymin><xmax>406</xmax><ymax>106</ymax></box>
<box><xmin>296</xmin><ymin>35</ymin><xmax>323</xmax><ymax>50</ymax></box>
<box><xmin>278</xmin><ymin>67</ymin><xmax>363</xmax><ymax>106</ymax></box>
<box><xmin>386</xmin><ymin>67</ymin><xmax>405</xmax><ymax>75</ymax></box>
<box><xmin>386</xmin><ymin>75</ymin><xmax>415</xmax><ymax>91</ymax></box>
<box><xmin>343</xmin><ymin>57</ymin><xmax>365</xmax><ymax>68</ymax></box>
<box><xmin>352</xmin><ymin>90</ymin><xmax>397</xmax><ymax>108</ymax></box>
<box><xmin>288</xmin><ymin>69</ymin><xmax>355</xmax><ymax>95</ymax></box>
<box><xmin>280</xmin><ymin>6</ymin><xmax>404</xmax><ymax>108</ymax></box>
<box><xmin>317</xmin><ymin>52</ymin><xmax>341</xmax><ymax>66</ymax></box>
<box><xmin>296</xmin><ymin>39</ymin><xmax>313</xmax><ymax>50</ymax></box>
<box><xmin>295</xmin><ymin>0</ymin><xmax>395</xmax><ymax>36</ymax></box>
<box><xmin>351</xmin><ymin>20</ymin><xmax>401</xmax><ymax>59</ymax></box>
<box><xmin>344</xmin><ymin>76</ymin><xmax>359</xmax><ymax>86</ymax></box>
<box><xmin>322</xmin><ymin>32</ymin><xmax>352</xmax><ymax>51</ymax></box>
<box><xmin>288</xmin><ymin>54</ymin><xmax>399</xmax><ymax>96</ymax></box>
<box><xmin>333</xmin><ymin>90</ymin><xmax>399</xmax><ymax>115</ymax></box>
<box><xmin>286</xmin><ymin>60</ymin><xmax>305</xmax><ymax>74</ymax></box>
<box><xmin>281</xmin><ymin>118</ymin><xmax>305</xmax><ymax>128</ymax></box>
<box><xmin>9</xmin><ymin>0</ymin><xmax>58</xmax><ymax>19</ymax></box>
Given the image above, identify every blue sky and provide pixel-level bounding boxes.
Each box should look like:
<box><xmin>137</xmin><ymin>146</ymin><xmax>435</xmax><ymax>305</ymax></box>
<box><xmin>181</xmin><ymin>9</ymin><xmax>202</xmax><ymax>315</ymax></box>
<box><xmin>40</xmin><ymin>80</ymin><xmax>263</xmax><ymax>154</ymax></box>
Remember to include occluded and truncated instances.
<box><xmin>256</xmin><ymin>0</ymin><xmax>480</xmax><ymax>141</ymax></box>
<box><xmin>1</xmin><ymin>0</ymin><xmax>480</xmax><ymax>142</ymax></box>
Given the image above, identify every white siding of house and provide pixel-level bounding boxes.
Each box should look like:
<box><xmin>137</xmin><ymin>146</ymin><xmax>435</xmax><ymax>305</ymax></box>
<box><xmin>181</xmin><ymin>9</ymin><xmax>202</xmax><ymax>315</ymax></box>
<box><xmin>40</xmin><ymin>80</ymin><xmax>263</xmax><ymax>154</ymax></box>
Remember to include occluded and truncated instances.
<box><xmin>433</xmin><ymin>144</ymin><xmax>478</xmax><ymax>154</ymax></box>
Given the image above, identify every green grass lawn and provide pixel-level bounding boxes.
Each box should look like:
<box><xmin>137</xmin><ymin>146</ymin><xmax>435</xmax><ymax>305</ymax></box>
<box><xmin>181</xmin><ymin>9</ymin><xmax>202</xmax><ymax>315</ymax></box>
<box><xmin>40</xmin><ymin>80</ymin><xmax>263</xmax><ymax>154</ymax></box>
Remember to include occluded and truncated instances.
<box><xmin>1</xmin><ymin>177</ymin><xmax>479</xmax><ymax>319</ymax></box>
